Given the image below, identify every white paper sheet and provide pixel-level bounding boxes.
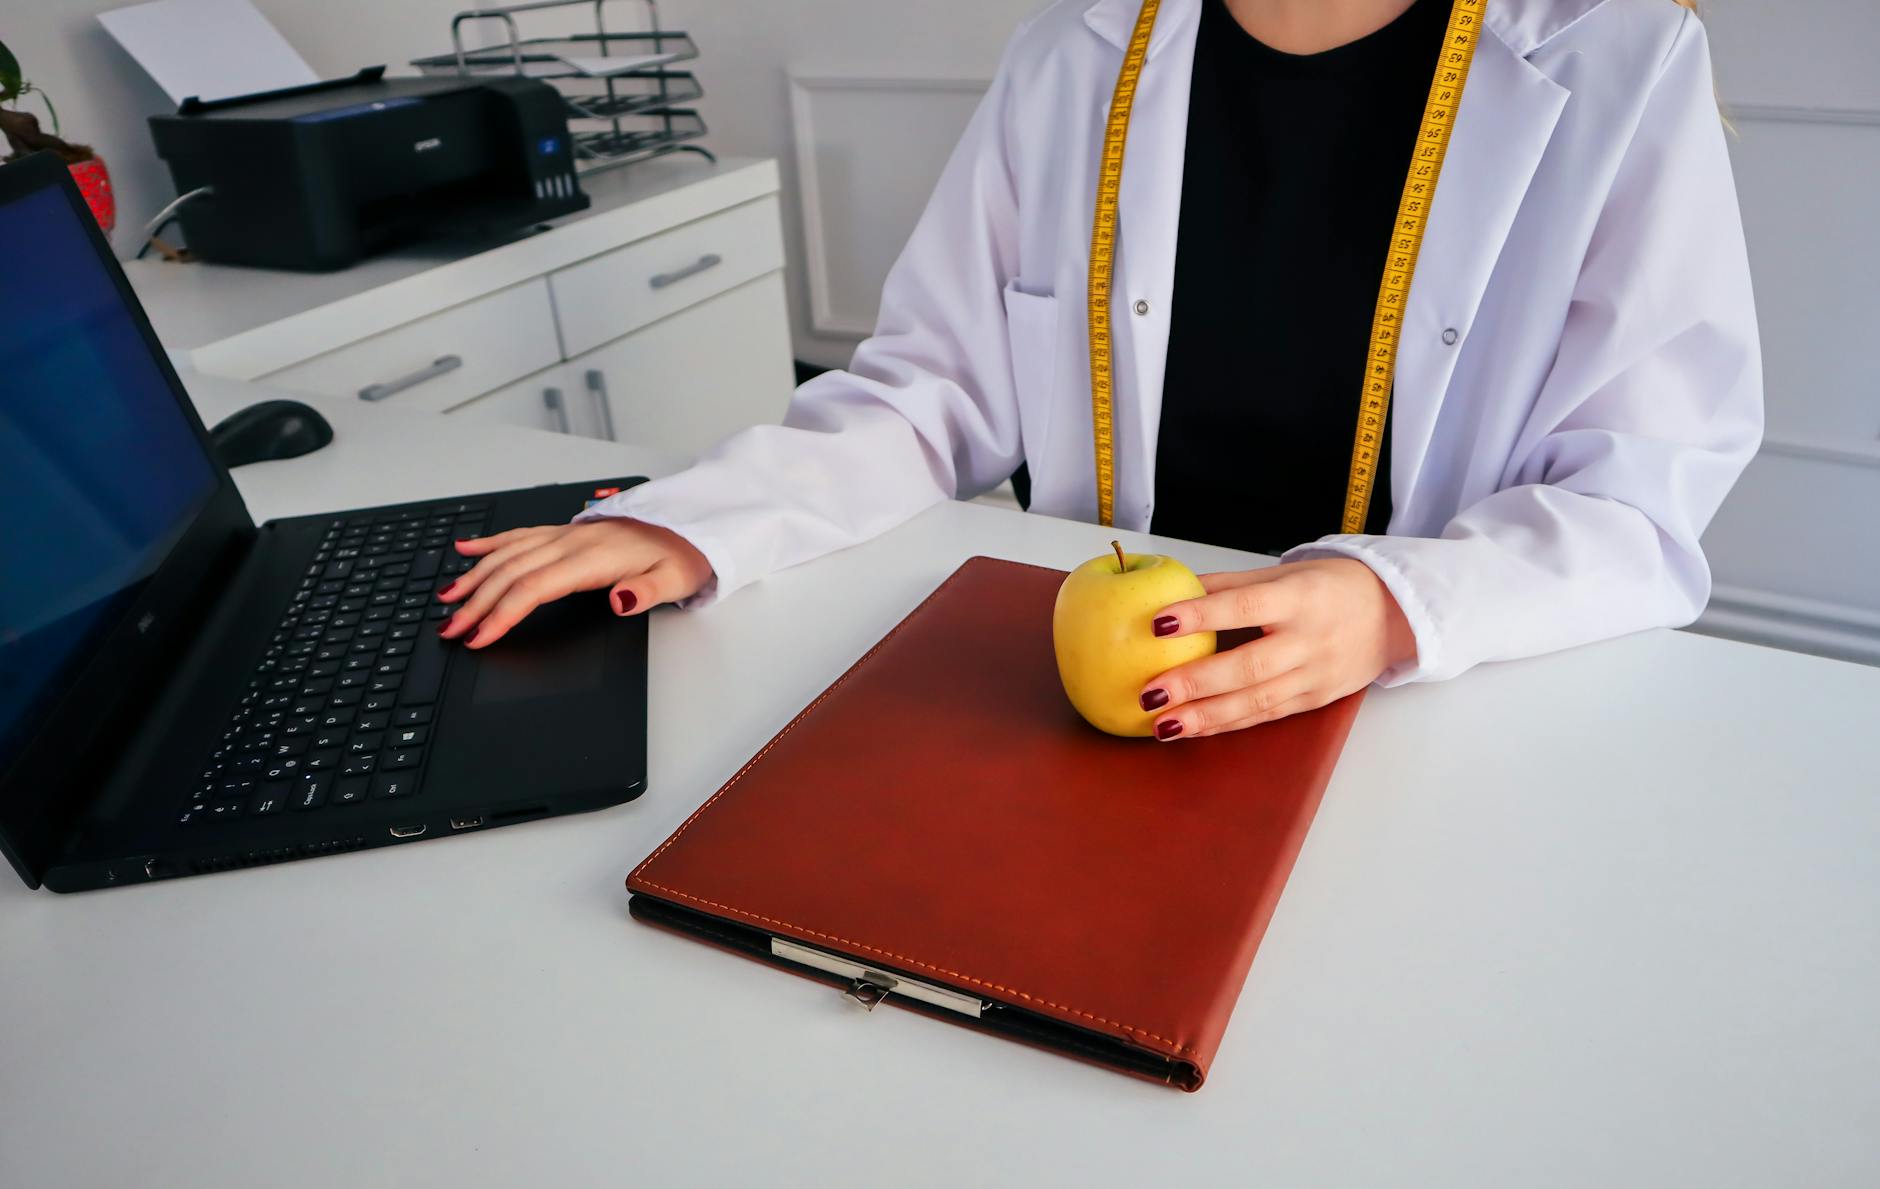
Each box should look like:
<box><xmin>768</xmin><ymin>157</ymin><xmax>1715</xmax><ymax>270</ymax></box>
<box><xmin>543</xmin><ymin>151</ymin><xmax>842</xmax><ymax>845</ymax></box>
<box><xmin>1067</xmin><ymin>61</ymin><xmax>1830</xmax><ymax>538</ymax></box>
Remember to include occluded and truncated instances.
<box><xmin>99</xmin><ymin>0</ymin><xmax>318</xmax><ymax>105</ymax></box>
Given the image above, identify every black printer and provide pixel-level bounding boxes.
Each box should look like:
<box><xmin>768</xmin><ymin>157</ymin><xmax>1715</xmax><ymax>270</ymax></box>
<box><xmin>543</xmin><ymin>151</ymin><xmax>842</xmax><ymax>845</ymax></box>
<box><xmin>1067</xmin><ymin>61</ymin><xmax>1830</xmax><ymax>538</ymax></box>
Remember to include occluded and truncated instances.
<box><xmin>149</xmin><ymin>67</ymin><xmax>589</xmax><ymax>271</ymax></box>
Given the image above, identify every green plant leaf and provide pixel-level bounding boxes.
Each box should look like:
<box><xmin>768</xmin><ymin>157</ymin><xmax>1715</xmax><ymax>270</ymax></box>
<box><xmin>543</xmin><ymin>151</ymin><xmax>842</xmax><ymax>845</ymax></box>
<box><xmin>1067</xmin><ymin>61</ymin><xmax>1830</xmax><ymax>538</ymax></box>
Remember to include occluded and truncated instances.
<box><xmin>0</xmin><ymin>40</ymin><xmax>22</xmax><ymax>104</ymax></box>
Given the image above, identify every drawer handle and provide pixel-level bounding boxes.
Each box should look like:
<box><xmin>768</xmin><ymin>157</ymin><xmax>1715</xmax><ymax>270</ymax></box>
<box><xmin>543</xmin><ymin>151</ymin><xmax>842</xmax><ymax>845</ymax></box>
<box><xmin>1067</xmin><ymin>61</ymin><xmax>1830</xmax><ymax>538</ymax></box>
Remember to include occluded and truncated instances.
<box><xmin>585</xmin><ymin>369</ymin><xmax>618</xmax><ymax>441</ymax></box>
<box><xmin>649</xmin><ymin>253</ymin><xmax>722</xmax><ymax>290</ymax></box>
<box><xmin>358</xmin><ymin>355</ymin><xmax>462</xmax><ymax>402</ymax></box>
<box><xmin>543</xmin><ymin>386</ymin><xmax>572</xmax><ymax>435</ymax></box>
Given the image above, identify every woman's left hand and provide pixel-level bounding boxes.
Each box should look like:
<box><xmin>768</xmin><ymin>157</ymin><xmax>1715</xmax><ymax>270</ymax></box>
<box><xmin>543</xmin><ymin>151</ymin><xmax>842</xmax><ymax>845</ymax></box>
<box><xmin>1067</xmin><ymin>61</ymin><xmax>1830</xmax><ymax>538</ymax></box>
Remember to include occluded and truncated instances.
<box><xmin>1139</xmin><ymin>558</ymin><xmax>1417</xmax><ymax>740</ymax></box>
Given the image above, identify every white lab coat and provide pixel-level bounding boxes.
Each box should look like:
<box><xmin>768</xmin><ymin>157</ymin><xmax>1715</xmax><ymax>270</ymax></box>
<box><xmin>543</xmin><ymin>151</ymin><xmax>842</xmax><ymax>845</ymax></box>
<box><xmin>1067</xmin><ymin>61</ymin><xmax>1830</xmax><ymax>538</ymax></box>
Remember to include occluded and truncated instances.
<box><xmin>581</xmin><ymin>0</ymin><xmax>1762</xmax><ymax>685</ymax></box>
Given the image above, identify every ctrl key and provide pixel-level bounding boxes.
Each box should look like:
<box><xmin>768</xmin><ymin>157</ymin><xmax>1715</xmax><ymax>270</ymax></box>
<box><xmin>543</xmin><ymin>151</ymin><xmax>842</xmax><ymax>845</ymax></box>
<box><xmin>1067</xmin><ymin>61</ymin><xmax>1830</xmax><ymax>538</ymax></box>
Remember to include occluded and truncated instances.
<box><xmin>372</xmin><ymin>772</ymin><xmax>416</xmax><ymax>800</ymax></box>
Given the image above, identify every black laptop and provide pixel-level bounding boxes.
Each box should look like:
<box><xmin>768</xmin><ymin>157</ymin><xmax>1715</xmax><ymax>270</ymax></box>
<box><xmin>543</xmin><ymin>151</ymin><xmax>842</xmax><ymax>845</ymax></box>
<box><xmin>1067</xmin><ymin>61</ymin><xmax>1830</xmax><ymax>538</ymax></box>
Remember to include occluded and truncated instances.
<box><xmin>0</xmin><ymin>152</ymin><xmax>649</xmax><ymax>893</ymax></box>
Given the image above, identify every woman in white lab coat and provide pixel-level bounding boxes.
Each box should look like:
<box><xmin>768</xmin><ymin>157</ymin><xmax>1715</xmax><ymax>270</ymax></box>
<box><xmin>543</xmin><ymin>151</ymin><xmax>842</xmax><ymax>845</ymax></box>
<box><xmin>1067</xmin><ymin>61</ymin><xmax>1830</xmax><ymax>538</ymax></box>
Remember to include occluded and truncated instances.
<box><xmin>437</xmin><ymin>0</ymin><xmax>1761</xmax><ymax>740</ymax></box>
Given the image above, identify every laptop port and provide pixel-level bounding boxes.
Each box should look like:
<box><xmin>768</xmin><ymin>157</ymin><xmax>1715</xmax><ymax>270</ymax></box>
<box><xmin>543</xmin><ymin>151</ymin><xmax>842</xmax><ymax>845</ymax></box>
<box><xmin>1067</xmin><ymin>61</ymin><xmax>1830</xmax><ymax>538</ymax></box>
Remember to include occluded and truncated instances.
<box><xmin>388</xmin><ymin>824</ymin><xmax>427</xmax><ymax>839</ymax></box>
<box><xmin>450</xmin><ymin>816</ymin><xmax>484</xmax><ymax>831</ymax></box>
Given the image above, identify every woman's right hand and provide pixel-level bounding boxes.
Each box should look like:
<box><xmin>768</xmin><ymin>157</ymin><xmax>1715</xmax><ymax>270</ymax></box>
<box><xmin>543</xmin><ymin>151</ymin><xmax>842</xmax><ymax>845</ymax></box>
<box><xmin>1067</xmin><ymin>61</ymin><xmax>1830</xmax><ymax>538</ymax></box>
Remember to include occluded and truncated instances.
<box><xmin>436</xmin><ymin>518</ymin><xmax>712</xmax><ymax>648</ymax></box>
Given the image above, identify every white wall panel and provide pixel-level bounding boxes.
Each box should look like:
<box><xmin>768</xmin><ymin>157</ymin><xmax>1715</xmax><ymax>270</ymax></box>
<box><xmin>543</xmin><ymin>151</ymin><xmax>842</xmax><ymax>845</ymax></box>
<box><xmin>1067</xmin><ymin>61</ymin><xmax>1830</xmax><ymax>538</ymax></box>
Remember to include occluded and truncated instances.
<box><xmin>788</xmin><ymin>75</ymin><xmax>987</xmax><ymax>338</ymax></box>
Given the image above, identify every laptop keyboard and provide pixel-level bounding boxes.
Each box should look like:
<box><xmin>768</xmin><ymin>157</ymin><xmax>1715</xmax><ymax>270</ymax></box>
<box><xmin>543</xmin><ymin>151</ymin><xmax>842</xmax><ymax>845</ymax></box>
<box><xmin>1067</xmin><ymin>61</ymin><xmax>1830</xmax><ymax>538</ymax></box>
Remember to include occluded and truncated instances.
<box><xmin>180</xmin><ymin>502</ymin><xmax>489</xmax><ymax>825</ymax></box>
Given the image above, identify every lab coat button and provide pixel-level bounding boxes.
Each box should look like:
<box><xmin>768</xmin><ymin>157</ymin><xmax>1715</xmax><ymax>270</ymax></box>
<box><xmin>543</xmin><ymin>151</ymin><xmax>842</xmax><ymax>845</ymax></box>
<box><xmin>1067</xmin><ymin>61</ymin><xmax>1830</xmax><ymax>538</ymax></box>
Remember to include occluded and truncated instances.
<box><xmin>1441</xmin><ymin>327</ymin><xmax>1460</xmax><ymax>345</ymax></box>
<box><xmin>1133</xmin><ymin>299</ymin><xmax>1150</xmax><ymax>316</ymax></box>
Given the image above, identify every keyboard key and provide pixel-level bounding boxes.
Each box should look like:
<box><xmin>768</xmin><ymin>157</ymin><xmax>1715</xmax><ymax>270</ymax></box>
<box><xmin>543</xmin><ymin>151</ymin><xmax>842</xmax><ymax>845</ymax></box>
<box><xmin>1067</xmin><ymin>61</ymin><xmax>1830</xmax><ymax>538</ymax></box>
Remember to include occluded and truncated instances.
<box><xmin>341</xmin><ymin>755</ymin><xmax>377</xmax><ymax>776</ymax></box>
<box><xmin>372</xmin><ymin>772</ymin><xmax>415</xmax><ymax>799</ymax></box>
<box><xmin>389</xmin><ymin>725</ymin><xmax>428</xmax><ymax>748</ymax></box>
<box><xmin>358</xmin><ymin>712</ymin><xmax>391</xmax><ymax>732</ymax></box>
<box><xmin>367</xmin><ymin>677</ymin><xmax>402</xmax><ymax>696</ymax></box>
<box><xmin>383</xmin><ymin>641</ymin><xmax>413</xmax><ymax>658</ymax></box>
<box><xmin>348</xmin><ymin>734</ymin><xmax>384</xmax><ymax>755</ymax></box>
<box><xmin>318</xmin><ymin>708</ymin><xmax>356</xmax><ymax>728</ymax></box>
<box><xmin>308</xmin><ymin>661</ymin><xmax>341</xmax><ymax>679</ymax></box>
<box><xmin>295</xmin><ymin>775</ymin><xmax>331</xmax><ymax>810</ymax></box>
<box><xmin>361</xmin><ymin>694</ymin><xmax>396</xmax><ymax>714</ymax></box>
<box><xmin>209</xmin><ymin>800</ymin><xmax>244</xmax><ymax>820</ymax></box>
<box><xmin>250</xmin><ymin>786</ymin><xmax>289</xmax><ymax>816</ymax></box>
<box><xmin>305</xmin><ymin>750</ymin><xmax>342</xmax><ymax>772</ymax></box>
<box><xmin>270</xmin><ymin>736</ymin><xmax>311</xmax><ymax>758</ymax></box>
<box><xmin>411</xmin><ymin>549</ymin><xmax>443</xmax><ymax>579</ymax></box>
<box><xmin>332</xmin><ymin>778</ymin><xmax>370</xmax><ymax>805</ymax></box>
<box><xmin>389</xmin><ymin>624</ymin><xmax>419</xmax><ymax>642</ymax></box>
<box><xmin>394</xmin><ymin>707</ymin><xmax>433</xmax><ymax>727</ymax></box>
<box><xmin>375</xmin><ymin>657</ymin><xmax>409</xmax><ymax>676</ymax></box>
<box><xmin>330</xmin><ymin>688</ymin><xmax>364</xmax><ymax>707</ymax></box>
<box><xmin>382</xmin><ymin>749</ymin><xmax>422</xmax><ymax>771</ymax></box>
<box><xmin>398</xmin><ymin>632</ymin><xmax>447</xmax><ymax>706</ymax></box>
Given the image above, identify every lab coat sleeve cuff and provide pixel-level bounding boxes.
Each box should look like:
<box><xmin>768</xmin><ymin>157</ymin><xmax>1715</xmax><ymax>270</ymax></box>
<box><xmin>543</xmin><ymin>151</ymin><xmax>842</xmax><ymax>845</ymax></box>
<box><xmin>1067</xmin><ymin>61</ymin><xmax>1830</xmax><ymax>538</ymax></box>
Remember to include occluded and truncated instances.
<box><xmin>571</xmin><ymin>486</ymin><xmax>730</xmax><ymax>610</ymax></box>
<box><xmin>1281</xmin><ymin>536</ymin><xmax>1439</xmax><ymax>687</ymax></box>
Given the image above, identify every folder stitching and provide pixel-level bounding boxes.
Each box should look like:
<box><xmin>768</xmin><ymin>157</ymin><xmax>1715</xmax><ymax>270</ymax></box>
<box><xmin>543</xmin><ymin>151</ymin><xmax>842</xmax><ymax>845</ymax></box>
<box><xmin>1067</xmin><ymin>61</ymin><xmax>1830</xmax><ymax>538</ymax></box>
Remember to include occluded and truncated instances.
<box><xmin>628</xmin><ymin>556</ymin><xmax>1199</xmax><ymax>1059</ymax></box>
<box><xmin>636</xmin><ymin>878</ymin><xmax>1199</xmax><ymax>1058</ymax></box>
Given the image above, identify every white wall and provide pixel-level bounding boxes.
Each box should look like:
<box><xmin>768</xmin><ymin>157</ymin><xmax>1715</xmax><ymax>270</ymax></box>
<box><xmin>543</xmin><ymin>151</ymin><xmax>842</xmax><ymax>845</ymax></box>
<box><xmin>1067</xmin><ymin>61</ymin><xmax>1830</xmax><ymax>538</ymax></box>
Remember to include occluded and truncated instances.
<box><xmin>1693</xmin><ymin>0</ymin><xmax>1880</xmax><ymax>659</ymax></box>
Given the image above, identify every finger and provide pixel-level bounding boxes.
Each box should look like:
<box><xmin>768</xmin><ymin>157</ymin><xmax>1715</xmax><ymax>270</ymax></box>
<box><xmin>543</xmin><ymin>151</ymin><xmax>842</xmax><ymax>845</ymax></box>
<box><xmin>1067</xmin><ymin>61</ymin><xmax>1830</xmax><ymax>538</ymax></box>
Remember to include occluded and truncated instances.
<box><xmin>1164</xmin><ymin>692</ymin><xmax>1327</xmax><ymax>741</ymax></box>
<box><xmin>1197</xmin><ymin>567</ymin><xmax>1288</xmax><ymax>594</ymax></box>
<box><xmin>452</xmin><ymin>525</ymin><xmax>557</xmax><ymax>558</ymax></box>
<box><xmin>608</xmin><ymin>558</ymin><xmax>693</xmax><ymax>617</ymax></box>
<box><xmin>1139</xmin><ymin>636</ymin><xmax>1308</xmax><ymax>712</ymax></box>
<box><xmin>1152</xmin><ymin>673</ymin><xmax>1322</xmax><ymax>741</ymax></box>
<box><xmin>439</xmin><ymin>536</ymin><xmax>566</xmax><ymax>605</ymax></box>
<box><xmin>466</xmin><ymin>550</ymin><xmax>631</xmax><ymax>648</ymax></box>
<box><xmin>441</xmin><ymin>545</ymin><xmax>571</xmax><ymax>638</ymax></box>
<box><xmin>1154</xmin><ymin>573</ymin><xmax>1303</xmax><ymax>638</ymax></box>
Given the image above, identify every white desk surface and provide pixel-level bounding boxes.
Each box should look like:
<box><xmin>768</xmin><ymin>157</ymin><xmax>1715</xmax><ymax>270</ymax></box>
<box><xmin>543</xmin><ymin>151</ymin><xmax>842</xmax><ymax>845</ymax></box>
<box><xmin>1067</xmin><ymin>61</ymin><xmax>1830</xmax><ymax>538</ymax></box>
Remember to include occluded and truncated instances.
<box><xmin>4</xmin><ymin>375</ymin><xmax>1878</xmax><ymax>1188</ymax></box>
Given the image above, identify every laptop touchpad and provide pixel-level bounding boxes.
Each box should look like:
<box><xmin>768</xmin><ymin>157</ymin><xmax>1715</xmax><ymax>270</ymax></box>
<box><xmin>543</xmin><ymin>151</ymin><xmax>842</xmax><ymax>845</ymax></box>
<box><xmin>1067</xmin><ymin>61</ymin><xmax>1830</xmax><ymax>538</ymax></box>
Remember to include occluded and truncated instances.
<box><xmin>470</xmin><ymin>596</ymin><xmax>606</xmax><ymax>703</ymax></box>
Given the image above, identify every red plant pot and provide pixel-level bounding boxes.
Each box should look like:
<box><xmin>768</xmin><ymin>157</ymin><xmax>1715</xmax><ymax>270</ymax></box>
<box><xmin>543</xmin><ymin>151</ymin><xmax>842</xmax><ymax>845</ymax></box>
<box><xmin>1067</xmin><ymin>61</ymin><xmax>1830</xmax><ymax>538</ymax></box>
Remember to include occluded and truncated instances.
<box><xmin>68</xmin><ymin>156</ymin><xmax>116</xmax><ymax>235</ymax></box>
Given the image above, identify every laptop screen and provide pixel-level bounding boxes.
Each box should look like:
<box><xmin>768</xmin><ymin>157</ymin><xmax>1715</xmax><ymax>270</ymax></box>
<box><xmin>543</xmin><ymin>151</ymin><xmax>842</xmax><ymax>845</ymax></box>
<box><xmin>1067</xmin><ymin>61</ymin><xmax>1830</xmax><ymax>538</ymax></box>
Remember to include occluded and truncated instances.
<box><xmin>0</xmin><ymin>182</ymin><xmax>221</xmax><ymax>777</ymax></box>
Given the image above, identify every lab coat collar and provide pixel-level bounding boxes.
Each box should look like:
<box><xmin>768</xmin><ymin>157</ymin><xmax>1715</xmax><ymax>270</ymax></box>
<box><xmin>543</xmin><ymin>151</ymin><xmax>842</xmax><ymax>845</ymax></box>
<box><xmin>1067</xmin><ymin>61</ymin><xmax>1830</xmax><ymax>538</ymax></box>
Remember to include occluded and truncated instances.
<box><xmin>1082</xmin><ymin>0</ymin><xmax>1614</xmax><ymax>60</ymax></box>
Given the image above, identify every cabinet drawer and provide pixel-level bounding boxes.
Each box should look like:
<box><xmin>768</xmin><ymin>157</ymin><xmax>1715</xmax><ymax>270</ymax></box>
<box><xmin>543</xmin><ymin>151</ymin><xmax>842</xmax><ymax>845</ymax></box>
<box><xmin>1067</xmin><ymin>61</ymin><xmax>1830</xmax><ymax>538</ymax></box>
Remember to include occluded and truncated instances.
<box><xmin>549</xmin><ymin>196</ymin><xmax>784</xmax><ymax>357</ymax></box>
<box><xmin>575</xmin><ymin>272</ymin><xmax>794</xmax><ymax>459</ymax></box>
<box><xmin>262</xmin><ymin>280</ymin><xmax>561</xmax><ymax>412</ymax></box>
<box><xmin>447</xmin><ymin>362</ymin><xmax>600</xmax><ymax>439</ymax></box>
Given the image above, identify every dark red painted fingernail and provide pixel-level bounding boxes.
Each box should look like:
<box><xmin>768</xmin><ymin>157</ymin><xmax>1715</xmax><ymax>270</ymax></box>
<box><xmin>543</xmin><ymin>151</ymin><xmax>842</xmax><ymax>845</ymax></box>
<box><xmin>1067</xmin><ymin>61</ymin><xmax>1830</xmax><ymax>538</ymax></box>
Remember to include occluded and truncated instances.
<box><xmin>1153</xmin><ymin>616</ymin><xmax>1180</xmax><ymax>637</ymax></box>
<box><xmin>436</xmin><ymin>582</ymin><xmax>455</xmax><ymax>599</ymax></box>
<box><xmin>612</xmin><ymin>590</ymin><xmax>637</xmax><ymax>615</ymax></box>
<box><xmin>437</xmin><ymin>619</ymin><xmax>453</xmax><ymax>637</ymax></box>
<box><xmin>1155</xmin><ymin>719</ymin><xmax>1184</xmax><ymax>741</ymax></box>
<box><xmin>1140</xmin><ymin>688</ymin><xmax>1169</xmax><ymax>711</ymax></box>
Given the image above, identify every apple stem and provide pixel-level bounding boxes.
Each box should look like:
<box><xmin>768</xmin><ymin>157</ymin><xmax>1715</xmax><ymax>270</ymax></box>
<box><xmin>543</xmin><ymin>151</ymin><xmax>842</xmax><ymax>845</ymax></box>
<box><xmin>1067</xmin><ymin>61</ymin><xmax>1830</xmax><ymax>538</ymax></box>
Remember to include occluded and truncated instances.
<box><xmin>1111</xmin><ymin>540</ymin><xmax>1128</xmax><ymax>574</ymax></box>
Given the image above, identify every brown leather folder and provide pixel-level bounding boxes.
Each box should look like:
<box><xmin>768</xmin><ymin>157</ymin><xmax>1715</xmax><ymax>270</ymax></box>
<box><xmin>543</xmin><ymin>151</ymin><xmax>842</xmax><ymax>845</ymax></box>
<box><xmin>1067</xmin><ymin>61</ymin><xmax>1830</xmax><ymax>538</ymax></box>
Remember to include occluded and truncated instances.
<box><xmin>628</xmin><ymin>556</ymin><xmax>1364</xmax><ymax>1090</ymax></box>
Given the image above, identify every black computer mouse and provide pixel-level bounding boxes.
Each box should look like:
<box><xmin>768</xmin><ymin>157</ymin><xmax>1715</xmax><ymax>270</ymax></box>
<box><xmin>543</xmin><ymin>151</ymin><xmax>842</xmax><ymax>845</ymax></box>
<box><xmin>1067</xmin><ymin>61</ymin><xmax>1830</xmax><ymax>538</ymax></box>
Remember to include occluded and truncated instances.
<box><xmin>210</xmin><ymin>399</ymin><xmax>334</xmax><ymax>467</ymax></box>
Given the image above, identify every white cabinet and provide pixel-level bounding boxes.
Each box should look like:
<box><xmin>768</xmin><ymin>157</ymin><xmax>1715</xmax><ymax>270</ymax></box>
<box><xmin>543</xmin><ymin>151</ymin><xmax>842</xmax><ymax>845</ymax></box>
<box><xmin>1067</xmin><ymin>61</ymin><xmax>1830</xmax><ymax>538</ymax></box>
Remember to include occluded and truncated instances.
<box><xmin>450</xmin><ymin>272</ymin><xmax>794</xmax><ymax>457</ymax></box>
<box><xmin>129</xmin><ymin>157</ymin><xmax>795</xmax><ymax>459</ymax></box>
<box><xmin>447</xmin><ymin>362</ymin><xmax>593</xmax><ymax>438</ymax></box>
<box><xmin>262</xmin><ymin>279</ymin><xmax>563</xmax><ymax>414</ymax></box>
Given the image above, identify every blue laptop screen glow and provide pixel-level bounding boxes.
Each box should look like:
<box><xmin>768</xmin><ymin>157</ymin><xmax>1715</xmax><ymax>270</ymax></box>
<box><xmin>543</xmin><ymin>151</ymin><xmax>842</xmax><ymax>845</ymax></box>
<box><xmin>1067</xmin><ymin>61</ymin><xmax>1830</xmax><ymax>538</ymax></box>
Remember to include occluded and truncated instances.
<box><xmin>0</xmin><ymin>183</ymin><xmax>218</xmax><ymax>769</ymax></box>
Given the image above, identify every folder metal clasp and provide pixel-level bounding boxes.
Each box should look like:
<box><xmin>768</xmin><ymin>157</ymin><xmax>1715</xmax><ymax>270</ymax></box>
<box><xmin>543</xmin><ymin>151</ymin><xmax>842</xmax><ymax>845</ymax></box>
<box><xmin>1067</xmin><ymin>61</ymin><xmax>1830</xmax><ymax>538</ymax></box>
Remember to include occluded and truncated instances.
<box><xmin>770</xmin><ymin>937</ymin><xmax>985</xmax><ymax>1019</ymax></box>
<box><xmin>843</xmin><ymin>978</ymin><xmax>892</xmax><ymax>1011</ymax></box>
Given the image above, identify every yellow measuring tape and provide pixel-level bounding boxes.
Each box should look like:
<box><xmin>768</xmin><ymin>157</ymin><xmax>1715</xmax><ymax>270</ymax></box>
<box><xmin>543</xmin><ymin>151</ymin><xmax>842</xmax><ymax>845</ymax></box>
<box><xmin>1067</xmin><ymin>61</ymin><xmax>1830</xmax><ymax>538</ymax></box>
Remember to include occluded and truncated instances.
<box><xmin>1085</xmin><ymin>0</ymin><xmax>1485</xmax><ymax>532</ymax></box>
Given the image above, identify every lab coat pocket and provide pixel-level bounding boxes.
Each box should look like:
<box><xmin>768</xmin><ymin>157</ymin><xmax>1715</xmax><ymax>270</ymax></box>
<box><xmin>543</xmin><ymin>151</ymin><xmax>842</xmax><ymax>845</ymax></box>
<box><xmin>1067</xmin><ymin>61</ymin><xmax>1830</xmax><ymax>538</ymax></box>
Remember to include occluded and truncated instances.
<box><xmin>1002</xmin><ymin>282</ymin><xmax>1060</xmax><ymax>465</ymax></box>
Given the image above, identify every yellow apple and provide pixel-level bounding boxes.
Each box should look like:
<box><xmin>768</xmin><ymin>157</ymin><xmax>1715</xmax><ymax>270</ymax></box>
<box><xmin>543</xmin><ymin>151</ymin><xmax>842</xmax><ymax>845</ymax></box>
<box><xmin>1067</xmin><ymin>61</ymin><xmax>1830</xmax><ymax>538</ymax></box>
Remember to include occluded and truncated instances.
<box><xmin>1053</xmin><ymin>542</ymin><xmax>1217</xmax><ymax>737</ymax></box>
